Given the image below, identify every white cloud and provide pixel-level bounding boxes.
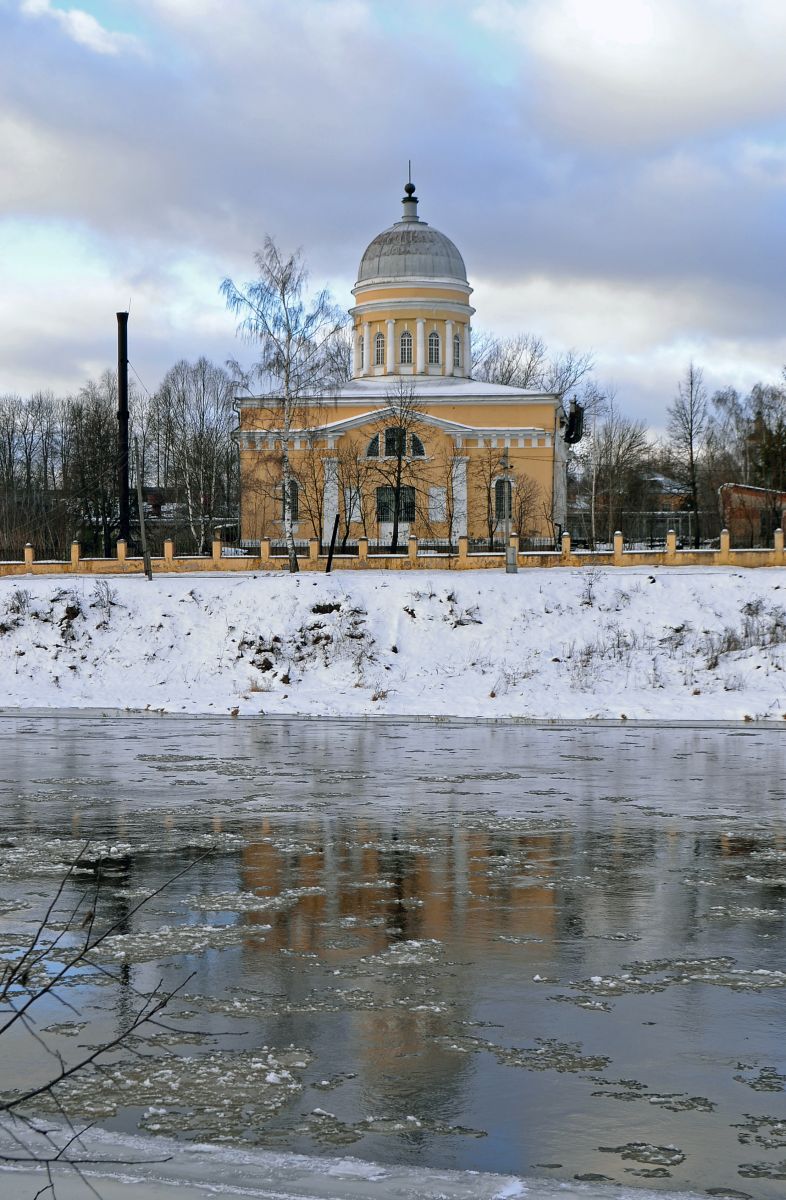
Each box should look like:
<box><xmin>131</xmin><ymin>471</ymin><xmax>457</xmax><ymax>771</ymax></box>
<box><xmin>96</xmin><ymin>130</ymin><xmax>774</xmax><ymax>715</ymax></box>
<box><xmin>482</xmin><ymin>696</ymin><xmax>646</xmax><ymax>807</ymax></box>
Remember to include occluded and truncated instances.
<box><xmin>2</xmin><ymin>0</ymin><xmax>784</xmax><ymax>420</ymax></box>
<box><xmin>472</xmin><ymin>271</ymin><xmax>786</xmax><ymax>424</ymax></box>
<box><xmin>475</xmin><ymin>0</ymin><xmax>786</xmax><ymax>144</ymax></box>
<box><xmin>20</xmin><ymin>0</ymin><xmax>144</xmax><ymax>56</ymax></box>
<box><xmin>0</xmin><ymin>218</ymin><xmax>256</xmax><ymax>395</ymax></box>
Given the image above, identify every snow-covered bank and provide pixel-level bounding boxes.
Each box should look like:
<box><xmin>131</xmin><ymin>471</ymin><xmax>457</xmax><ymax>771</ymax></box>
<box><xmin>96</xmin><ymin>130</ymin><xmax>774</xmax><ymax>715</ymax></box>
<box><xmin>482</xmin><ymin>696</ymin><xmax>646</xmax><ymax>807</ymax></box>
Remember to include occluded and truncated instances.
<box><xmin>1</xmin><ymin>568</ymin><xmax>785</xmax><ymax>720</ymax></box>
<box><xmin>0</xmin><ymin>1124</ymin><xmax>707</xmax><ymax>1200</ymax></box>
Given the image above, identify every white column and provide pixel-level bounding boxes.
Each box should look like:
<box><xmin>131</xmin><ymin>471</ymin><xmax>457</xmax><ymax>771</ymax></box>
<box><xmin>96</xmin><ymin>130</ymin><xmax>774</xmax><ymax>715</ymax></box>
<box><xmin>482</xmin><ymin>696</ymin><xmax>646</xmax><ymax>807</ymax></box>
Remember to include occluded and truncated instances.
<box><xmin>362</xmin><ymin>323</ymin><xmax>371</xmax><ymax>377</ymax></box>
<box><xmin>323</xmin><ymin>457</ymin><xmax>339</xmax><ymax>544</ymax></box>
<box><xmin>386</xmin><ymin>319</ymin><xmax>395</xmax><ymax>374</ymax></box>
<box><xmin>416</xmin><ymin>318</ymin><xmax>426</xmax><ymax>374</ymax></box>
<box><xmin>463</xmin><ymin>324</ymin><xmax>471</xmax><ymax>378</ymax></box>
<box><xmin>451</xmin><ymin>455</ymin><xmax>468</xmax><ymax>538</ymax></box>
<box><xmin>445</xmin><ymin>319</ymin><xmax>453</xmax><ymax>377</ymax></box>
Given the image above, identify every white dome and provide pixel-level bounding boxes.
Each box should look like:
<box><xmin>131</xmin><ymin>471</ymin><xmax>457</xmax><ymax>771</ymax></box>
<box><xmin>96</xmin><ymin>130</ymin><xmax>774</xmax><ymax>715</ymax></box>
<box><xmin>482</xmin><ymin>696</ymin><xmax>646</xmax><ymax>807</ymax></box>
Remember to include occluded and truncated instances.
<box><xmin>356</xmin><ymin>184</ymin><xmax>467</xmax><ymax>285</ymax></box>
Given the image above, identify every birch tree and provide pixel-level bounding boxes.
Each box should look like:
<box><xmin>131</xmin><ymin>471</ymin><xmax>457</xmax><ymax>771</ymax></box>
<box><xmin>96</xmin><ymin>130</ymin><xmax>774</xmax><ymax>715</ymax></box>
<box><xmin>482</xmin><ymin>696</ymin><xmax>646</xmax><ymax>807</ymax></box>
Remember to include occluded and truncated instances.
<box><xmin>221</xmin><ymin>239</ymin><xmax>347</xmax><ymax>572</ymax></box>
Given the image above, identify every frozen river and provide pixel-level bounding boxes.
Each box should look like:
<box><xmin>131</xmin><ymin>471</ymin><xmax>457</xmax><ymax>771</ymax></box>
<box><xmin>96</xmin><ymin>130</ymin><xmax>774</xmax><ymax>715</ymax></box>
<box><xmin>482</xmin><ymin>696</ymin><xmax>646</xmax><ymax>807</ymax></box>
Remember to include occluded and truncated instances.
<box><xmin>1</xmin><ymin>716</ymin><xmax>785</xmax><ymax>1198</ymax></box>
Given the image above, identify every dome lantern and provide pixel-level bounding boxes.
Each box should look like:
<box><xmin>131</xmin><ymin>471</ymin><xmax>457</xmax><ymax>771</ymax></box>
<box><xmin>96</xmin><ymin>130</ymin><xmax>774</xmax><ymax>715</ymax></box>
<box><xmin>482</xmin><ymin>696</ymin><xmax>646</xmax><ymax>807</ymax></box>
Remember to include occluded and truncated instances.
<box><xmin>350</xmin><ymin>181</ymin><xmax>475</xmax><ymax>380</ymax></box>
<box><xmin>401</xmin><ymin>180</ymin><xmax>419</xmax><ymax>222</ymax></box>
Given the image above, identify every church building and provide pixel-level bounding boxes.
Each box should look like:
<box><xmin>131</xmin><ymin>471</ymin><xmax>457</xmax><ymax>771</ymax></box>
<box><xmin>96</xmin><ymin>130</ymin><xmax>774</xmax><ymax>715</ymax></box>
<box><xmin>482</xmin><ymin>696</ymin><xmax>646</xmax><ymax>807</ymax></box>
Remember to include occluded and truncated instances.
<box><xmin>235</xmin><ymin>182</ymin><xmax>580</xmax><ymax>552</ymax></box>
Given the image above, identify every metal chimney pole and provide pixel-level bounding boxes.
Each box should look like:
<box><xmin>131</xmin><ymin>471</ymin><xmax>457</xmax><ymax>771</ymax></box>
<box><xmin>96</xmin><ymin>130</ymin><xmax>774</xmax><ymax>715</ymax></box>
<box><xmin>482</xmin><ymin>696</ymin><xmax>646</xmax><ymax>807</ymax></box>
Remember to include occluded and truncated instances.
<box><xmin>117</xmin><ymin>311</ymin><xmax>130</xmax><ymax>544</ymax></box>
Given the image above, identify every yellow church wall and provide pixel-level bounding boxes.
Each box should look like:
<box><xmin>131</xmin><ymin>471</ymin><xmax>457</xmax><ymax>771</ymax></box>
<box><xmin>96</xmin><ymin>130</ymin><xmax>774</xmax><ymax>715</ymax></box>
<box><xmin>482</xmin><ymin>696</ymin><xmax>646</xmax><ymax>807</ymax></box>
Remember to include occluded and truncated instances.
<box><xmin>237</xmin><ymin>416</ymin><xmax>558</xmax><ymax>544</ymax></box>
<box><xmin>352</xmin><ymin>285</ymin><xmax>471</xmax><ymax>304</ymax></box>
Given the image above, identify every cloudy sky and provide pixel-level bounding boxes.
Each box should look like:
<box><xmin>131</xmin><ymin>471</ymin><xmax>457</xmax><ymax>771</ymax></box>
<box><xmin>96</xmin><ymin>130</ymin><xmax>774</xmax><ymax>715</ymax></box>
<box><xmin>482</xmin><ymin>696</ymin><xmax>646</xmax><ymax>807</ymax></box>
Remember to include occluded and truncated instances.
<box><xmin>1</xmin><ymin>0</ymin><xmax>785</xmax><ymax>427</ymax></box>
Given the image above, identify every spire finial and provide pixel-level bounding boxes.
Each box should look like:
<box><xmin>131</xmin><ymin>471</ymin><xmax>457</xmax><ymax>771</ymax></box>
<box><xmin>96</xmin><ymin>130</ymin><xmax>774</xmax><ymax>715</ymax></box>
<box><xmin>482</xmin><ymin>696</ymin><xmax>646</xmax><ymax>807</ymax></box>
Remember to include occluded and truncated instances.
<box><xmin>401</xmin><ymin>167</ymin><xmax>418</xmax><ymax>219</ymax></box>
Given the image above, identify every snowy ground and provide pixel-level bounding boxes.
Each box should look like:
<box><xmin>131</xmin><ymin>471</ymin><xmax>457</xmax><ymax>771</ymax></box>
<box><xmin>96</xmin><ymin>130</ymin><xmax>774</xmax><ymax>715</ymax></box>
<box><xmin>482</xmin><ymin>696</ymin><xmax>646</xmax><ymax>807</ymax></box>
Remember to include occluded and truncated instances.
<box><xmin>1</xmin><ymin>567</ymin><xmax>785</xmax><ymax>720</ymax></box>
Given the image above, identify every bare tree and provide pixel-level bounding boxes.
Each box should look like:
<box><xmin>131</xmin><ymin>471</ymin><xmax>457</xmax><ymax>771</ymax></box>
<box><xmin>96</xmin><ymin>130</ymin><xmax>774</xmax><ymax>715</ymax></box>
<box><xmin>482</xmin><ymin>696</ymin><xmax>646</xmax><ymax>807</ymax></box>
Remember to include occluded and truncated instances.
<box><xmin>471</xmin><ymin>445</ymin><xmax>505</xmax><ymax>547</ymax></box>
<box><xmin>64</xmin><ymin>373</ymin><xmax>122</xmax><ymax>557</ymax></box>
<box><xmin>668</xmin><ymin>363</ymin><xmax>709</xmax><ymax>547</ymax></box>
<box><xmin>365</xmin><ymin>379</ymin><xmax>428</xmax><ymax>551</ymax></box>
<box><xmin>155</xmin><ymin>358</ymin><xmax>236</xmax><ymax>554</ymax></box>
<box><xmin>335</xmin><ymin>441</ymin><xmax>371</xmax><ymax>546</ymax></box>
<box><xmin>221</xmin><ymin>238</ymin><xmax>347</xmax><ymax>572</ymax></box>
<box><xmin>291</xmin><ymin>428</ymin><xmax>328</xmax><ymax>547</ymax></box>
<box><xmin>513</xmin><ymin>472</ymin><xmax>544</xmax><ymax>541</ymax></box>
<box><xmin>571</xmin><ymin>387</ymin><xmax>649</xmax><ymax>546</ymax></box>
<box><xmin>0</xmin><ymin>845</ymin><xmax>208</xmax><ymax>1197</ymax></box>
<box><xmin>473</xmin><ymin>333</ymin><xmax>549</xmax><ymax>388</ymax></box>
<box><xmin>422</xmin><ymin>440</ymin><xmax>467</xmax><ymax>558</ymax></box>
<box><xmin>473</xmin><ymin>331</ymin><xmax>594</xmax><ymax>397</ymax></box>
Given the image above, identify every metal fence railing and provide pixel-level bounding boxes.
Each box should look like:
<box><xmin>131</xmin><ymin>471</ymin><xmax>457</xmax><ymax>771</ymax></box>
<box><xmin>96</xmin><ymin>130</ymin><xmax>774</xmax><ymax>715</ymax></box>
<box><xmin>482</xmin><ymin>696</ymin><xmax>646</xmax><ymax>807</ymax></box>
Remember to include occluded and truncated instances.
<box><xmin>0</xmin><ymin>542</ymin><xmax>73</xmax><ymax>562</ymax></box>
<box><xmin>418</xmin><ymin>540</ymin><xmax>458</xmax><ymax>555</ymax></box>
<box><xmin>268</xmin><ymin>540</ymin><xmax>311</xmax><ymax>558</ymax></box>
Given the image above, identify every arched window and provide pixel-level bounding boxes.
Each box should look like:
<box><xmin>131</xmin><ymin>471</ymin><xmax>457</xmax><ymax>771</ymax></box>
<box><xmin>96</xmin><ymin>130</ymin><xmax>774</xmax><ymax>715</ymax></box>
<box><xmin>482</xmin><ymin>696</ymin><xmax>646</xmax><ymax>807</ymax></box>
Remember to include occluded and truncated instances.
<box><xmin>281</xmin><ymin>479</ymin><xmax>299</xmax><ymax>522</ymax></box>
<box><xmin>453</xmin><ymin>333</ymin><xmax>461</xmax><ymax>369</ymax></box>
<box><xmin>400</xmin><ymin>329</ymin><xmax>413</xmax><ymax>365</ymax></box>
<box><xmin>374</xmin><ymin>332</ymin><xmax>385</xmax><ymax>366</ymax></box>
<box><xmin>366</xmin><ymin>434</ymin><xmax>379</xmax><ymax>457</ymax></box>
<box><xmin>358</xmin><ymin>336</ymin><xmax>364</xmax><ymax>369</ymax></box>
<box><xmin>428</xmin><ymin>330</ymin><xmax>440</xmax><ymax>365</ymax></box>
<box><xmin>495</xmin><ymin>478</ymin><xmax>512</xmax><ymax>521</ymax></box>
<box><xmin>384</xmin><ymin>426</ymin><xmax>406</xmax><ymax>458</ymax></box>
<box><xmin>411</xmin><ymin>433</ymin><xmax>425</xmax><ymax>458</ymax></box>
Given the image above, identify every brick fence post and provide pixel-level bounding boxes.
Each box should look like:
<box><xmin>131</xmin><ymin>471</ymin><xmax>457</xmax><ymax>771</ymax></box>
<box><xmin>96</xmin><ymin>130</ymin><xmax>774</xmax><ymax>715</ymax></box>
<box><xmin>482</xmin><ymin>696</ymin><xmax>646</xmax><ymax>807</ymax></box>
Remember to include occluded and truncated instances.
<box><xmin>358</xmin><ymin>537</ymin><xmax>368</xmax><ymax>562</ymax></box>
<box><xmin>115</xmin><ymin>539</ymin><xmax>126</xmax><ymax>565</ymax></box>
<box><xmin>212</xmin><ymin>535</ymin><xmax>222</xmax><ymax>565</ymax></box>
<box><xmin>164</xmin><ymin>538</ymin><xmax>174</xmax><ymax>565</ymax></box>
<box><xmin>561</xmin><ymin>531</ymin><xmax>571</xmax><ymax>563</ymax></box>
<box><xmin>71</xmin><ymin>541</ymin><xmax>81</xmax><ymax>570</ymax></box>
<box><xmin>458</xmin><ymin>535</ymin><xmax>468</xmax><ymax>564</ymax></box>
<box><xmin>309</xmin><ymin>537</ymin><xmax>320</xmax><ymax>562</ymax></box>
<box><xmin>408</xmin><ymin>535</ymin><xmax>418</xmax><ymax>565</ymax></box>
<box><xmin>613</xmin><ymin>530</ymin><xmax>624</xmax><ymax>565</ymax></box>
<box><xmin>260</xmin><ymin>538</ymin><xmax>270</xmax><ymax>565</ymax></box>
<box><xmin>719</xmin><ymin>528</ymin><xmax>730</xmax><ymax>565</ymax></box>
<box><xmin>24</xmin><ymin>543</ymin><xmax>34</xmax><ymax>572</ymax></box>
<box><xmin>774</xmin><ymin>527</ymin><xmax>784</xmax><ymax>565</ymax></box>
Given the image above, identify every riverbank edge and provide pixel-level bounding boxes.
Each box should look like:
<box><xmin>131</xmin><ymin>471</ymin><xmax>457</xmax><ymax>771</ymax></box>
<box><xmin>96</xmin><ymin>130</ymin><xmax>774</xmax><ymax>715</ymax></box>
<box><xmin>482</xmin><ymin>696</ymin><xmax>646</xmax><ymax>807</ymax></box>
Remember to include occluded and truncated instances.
<box><xmin>2</xmin><ymin>708</ymin><xmax>785</xmax><ymax>728</ymax></box>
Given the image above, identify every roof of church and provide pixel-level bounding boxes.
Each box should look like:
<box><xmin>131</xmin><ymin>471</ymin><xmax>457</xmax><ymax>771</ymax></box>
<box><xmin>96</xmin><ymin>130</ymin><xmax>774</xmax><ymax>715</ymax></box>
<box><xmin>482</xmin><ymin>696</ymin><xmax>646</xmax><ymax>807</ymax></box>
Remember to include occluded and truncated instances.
<box><xmin>356</xmin><ymin>182</ymin><xmax>467</xmax><ymax>285</ymax></box>
<box><xmin>236</xmin><ymin>376</ymin><xmax>559</xmax><ymax>406</ymax></box>
<box><xmin>332</xmin><ymin>376</ymin><xmax>559</xmax><ymax>403</ymax></box>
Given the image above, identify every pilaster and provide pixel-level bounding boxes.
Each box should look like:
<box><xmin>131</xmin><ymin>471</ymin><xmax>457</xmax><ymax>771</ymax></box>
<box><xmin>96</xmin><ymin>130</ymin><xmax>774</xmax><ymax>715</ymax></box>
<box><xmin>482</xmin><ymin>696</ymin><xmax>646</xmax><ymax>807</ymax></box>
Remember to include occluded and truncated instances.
<box><xmin>322</xmin><ymin>457</ymin><xmax>339</xmax><ymax>544</ymax></box>
<box><xmin>416</xmin><ymin>318</ymin><xmax>426</xmax><ymax>374</ymax></box>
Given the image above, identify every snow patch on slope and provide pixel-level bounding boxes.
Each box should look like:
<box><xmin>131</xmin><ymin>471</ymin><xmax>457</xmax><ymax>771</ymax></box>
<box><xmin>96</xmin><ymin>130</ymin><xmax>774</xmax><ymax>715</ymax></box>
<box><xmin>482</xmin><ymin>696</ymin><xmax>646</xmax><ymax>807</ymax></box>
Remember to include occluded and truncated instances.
<box><xmin>1</xmin><ymin>567</ymin><xmax>785</xmax><ymax>720</ymax></box>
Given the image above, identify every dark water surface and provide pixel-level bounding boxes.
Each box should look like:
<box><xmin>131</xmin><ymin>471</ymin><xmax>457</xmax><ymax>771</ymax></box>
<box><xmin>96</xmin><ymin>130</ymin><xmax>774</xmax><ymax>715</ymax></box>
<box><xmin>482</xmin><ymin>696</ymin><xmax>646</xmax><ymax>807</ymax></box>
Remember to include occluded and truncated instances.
<box><xmin>1</xmin><ymin>717</ymin><xmax>785</xmax><ymax>1197</ymax></box>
